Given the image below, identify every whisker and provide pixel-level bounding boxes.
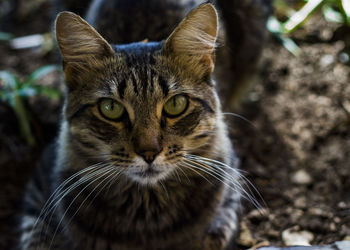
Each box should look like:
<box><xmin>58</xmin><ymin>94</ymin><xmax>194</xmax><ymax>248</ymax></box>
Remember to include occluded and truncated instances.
<box><xmin>34</xmin><ymin>162</ymin><xmax>107</xmax><ymax>230</ymax></box>
<box><xmin>35</xmin><ymin>163</ymin><xmax>110</xmax><ymax>245</ymax></box>
<box><xmin>183</xmin><ymin>158</ymin><xmax>263</xmax><ymax>211</ymax></box>
<box><xmin>182</xmin><ymin>150</ymin><xmax>244</xmax><ymax>172</ymax></box>
<box><xmin>105</xmin><ymin>168</ymin><xmax>124</xmax><ymax>193</ymax></box>
<box><xmin>180</xmin><ymin>162</ymin><xmax>214</xmax><ymax>185</ymax></box>
<box><xmin>184</xmin><ymin>159</ymin><xmax>249</xmax><ymax>200</ymax></box>
<box><xmin>183</xmin><ymin>159</ymin><xmax>248</xmax><ymax>202</ymax></box>
<box><xmin>172</xmin><ymin>167</ymin><xmax>182</xmax><ymax>183</ymax></box>
<box><xmin>176</xmin><ymin>165</ymin><xmax>191</xmax><ymax>184</ymax></box>
<box><xmin>40</xmin><ymin>165</ymin><xmax>112</xmax><ymax>245</ymax></box>
<box><xmin>48</xmin><ymin>166</ymin><xmax>115</xmax><ymax>249</ymax></box>
<box><xmin>61</xmin><ymin>167</ymin><xmax>123</xmax><ymax>234</ymax></box>
<box><xmin>159</xmin><ymin>180</ymin><xmax>169</xmax><ymax>200</ymax></box>
<box><xmin>41</xmin><ymin>165</ymin><xmax>110</xmax><ymax>228</ymax></box>
<box><xmin>222</xmin><ymin>112</ymin><xmax>256</xmax><ymax>128</ymax></box>
<box><xmin>187</xmin><ymin>154</ymin><xmax>267</xmax><ymax>209</ymax></box>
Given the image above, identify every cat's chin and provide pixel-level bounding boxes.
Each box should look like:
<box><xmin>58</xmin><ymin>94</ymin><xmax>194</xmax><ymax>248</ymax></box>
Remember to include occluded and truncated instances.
<box><xmin>126</xmin><ymin>165</ymin><xmax>172</xmax><ymax>186</ymax></box>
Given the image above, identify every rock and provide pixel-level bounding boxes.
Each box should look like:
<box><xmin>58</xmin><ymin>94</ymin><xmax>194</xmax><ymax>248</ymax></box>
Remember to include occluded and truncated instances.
<box><xmin>319</xmin><ymin>54</ymin><xmax>334</xmax><ymax>68</ymax></box>
<box><xmin>338</xmin><ymin>52</ymin><xmax>349</xmax><ymax>64</ymax></box>
<box><xmin>250</xmin><ymin>240</ymin><xmax>270</xmax><ymax>249</ymax></box>
<box><xmin>282</xmin><ymin>227</ymin><xmax>314</xmax><ymax>246</ymax></box>
<box><xmin>237</xmin><ymin>221</ymin><xmax>257</xmax><ymax>247</ymax></box>
<box><xmin>291</xmin><ymin>170</ymin><xmax>312</xmax><ymax>185</ymax></box>
<box><xmin>247</xmin><ymin>208</ymin><xmax>269</xmax><ymax>223</ymax></box>
<box><xmin>294</xmin><ymin>196</ymin><xmax>307</xmax><ymax>209</ymax></box>
<box><xmin>335</xmin><ymin>240</ymin><xmax>350</xmax><ymax>249</ymax></box>
<box><xmin>256</xmin><ymin>241</ymin><xmax>350</xmax><ymax>249</ymax></box>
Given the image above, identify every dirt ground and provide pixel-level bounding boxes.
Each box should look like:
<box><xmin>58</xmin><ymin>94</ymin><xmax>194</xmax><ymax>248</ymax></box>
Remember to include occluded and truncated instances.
<box><xmin>0</xmin><ymin>1</ymin><xmax>349</xmax><ymax>250</ymax></box>
<box><xmin>233</xmin><ymin>15</ymin><xmax>350</xmax><ymax>248</ymax></box>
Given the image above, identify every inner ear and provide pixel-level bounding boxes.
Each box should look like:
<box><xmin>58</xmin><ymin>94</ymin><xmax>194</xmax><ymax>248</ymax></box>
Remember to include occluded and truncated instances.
<box><xmin>55</xmin><ymin>11</ymin><xmax>115</xmax><ymax>65</ymax></box>
<box><xmin>163</xmin><ymin>3</ymin><xmax>218</xmax><ymax>74</ymax></box>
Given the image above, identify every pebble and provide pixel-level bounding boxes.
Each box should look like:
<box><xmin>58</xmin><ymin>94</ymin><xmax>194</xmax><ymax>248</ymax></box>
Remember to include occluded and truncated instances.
<box><xmin>237</xmin><ymin>221</ymin><xmax>256</xmax><ymax>247</ymax></box>
<box><xmin>291</xmin><ymin>169</ymin><xmax>312</xmax><ymax>185</ymax></box>
<box><xmin>338</xmin><ymin>52</ymin><xmax>349</xmax><ymax>64</ymax></box>
<box><xmin>338</xmin><ymin>201</ymin><xmax>347</xmax><ymax>209</ymax></box>
<box><xmin>282</xmin><ymin>227</ymin><xmax>314</xmax><ymax>246</ymax></box>
<box><xmin>344</xmin><ymin>236</ymin><xmax>350</xmax><ymax>241</ymax></box>
<box><xmin>294</xmin><ymin>196</ymin><xmax>307</xmax><ymax>209</ymax></box>
<box><xmin>335</xmin><ymin>241</ymin><xmax>350</xmax><ymax>249</ymax></box>
<box><xmin>319</xmin><ymin>54</ymin><xmax>334</xmax><ymax>68</ymax></box>
<box><xmin>257</xmin><ymin>241</ymin><xmax>350</xmax><ymax>250</ymax></box>
<box><xmin>247</xmin><ymin>208</ymin><xmax>269</xmax><ymax>222</ymax></box>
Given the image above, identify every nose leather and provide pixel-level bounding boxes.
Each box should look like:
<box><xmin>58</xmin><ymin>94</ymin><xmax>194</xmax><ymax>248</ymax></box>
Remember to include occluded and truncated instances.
<box><xmin>138</xmin><ymin>150</ymin><xmax>161</xmax><ymax>164</ymax></box>
<box><xmin>133</xmin><ymin>129</ymin><xmax>162</xmax><ymax>164</ymax></box>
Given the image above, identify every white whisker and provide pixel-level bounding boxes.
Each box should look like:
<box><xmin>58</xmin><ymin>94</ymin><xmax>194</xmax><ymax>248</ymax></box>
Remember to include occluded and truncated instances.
<box><xmin>34</xmin><ymin>162</ymin><xmax>107</xmax><ymax>230</ymax></box>
<box><xmin>182</xmin><ymin>156</ymin><xmax>265</xmax><ymax>211</ymax></box>
<box><xmin>62</xmin><ymin>167</ymin><xmax>123</xmax><ymax>234</ymax></box>
<box><xmin>48</xmin><ymin>166</ymin><xmax>115</xmax><ymax>249</ymax></box>
<box><xmin>187</xmin><ymin>155</ymin><xmax>266</xmax><ymax>209</ymax></box>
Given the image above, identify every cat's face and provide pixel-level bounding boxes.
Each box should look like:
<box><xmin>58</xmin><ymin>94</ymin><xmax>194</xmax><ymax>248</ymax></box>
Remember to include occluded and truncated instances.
<box><xmin>56</xmin><ymin>4</ymin><xmax>219</xmax><ymax>185</ymax></box>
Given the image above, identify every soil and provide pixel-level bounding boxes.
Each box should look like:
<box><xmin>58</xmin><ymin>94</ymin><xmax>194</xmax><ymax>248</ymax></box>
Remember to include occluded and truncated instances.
<box><xmin>0</xmin><ymin>1</ymin><xmax>349</xmax><ymax>249</ymax></box>
<box><xmin>233</xmin><ymin>14</ymin><xmax>350</xmax><ymax>249</ymax></box>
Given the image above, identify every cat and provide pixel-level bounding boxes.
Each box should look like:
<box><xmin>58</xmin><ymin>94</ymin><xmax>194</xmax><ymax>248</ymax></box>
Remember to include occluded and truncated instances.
<box><xmin>19</xmin><ymin>0</ymin><xmax>270</xmax><ymax>249</ymax></box>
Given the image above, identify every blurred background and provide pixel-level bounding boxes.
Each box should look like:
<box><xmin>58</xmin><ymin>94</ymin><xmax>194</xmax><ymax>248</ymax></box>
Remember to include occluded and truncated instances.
<box><xmin>0</xmin><ymin>0</ymin><xmax>349</xmax><ymax>249</ymax></box>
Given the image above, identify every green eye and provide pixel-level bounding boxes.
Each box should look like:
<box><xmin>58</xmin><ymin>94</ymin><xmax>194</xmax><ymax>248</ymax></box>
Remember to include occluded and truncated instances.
<box><xmin>163</xmin><ymin>95</ymin><xmax>188</xmax><ymax>117</ymax></box>
<box><xmin>98</xmin><ymin>98</ymin><xmax>125</xmax><ymax>120</ymax></box>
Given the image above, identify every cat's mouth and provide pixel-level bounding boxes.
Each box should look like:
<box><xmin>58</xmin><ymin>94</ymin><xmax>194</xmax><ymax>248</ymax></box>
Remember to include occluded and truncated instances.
<box><xmin>127</xmin><ymin>164</ymin><xmax>171</xmax><ymax>185</ymax></box>
<box><xmin>133</xmin><ymin>165</ymin><xmax>162</xmax><ymax>177</ymax></box>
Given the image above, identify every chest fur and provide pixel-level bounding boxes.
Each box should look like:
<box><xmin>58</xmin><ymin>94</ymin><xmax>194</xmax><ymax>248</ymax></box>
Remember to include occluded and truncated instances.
<box><xmin>57</xmin><ymin>173</ymin><xmax>224</xmax><ymax>249</ymax></box>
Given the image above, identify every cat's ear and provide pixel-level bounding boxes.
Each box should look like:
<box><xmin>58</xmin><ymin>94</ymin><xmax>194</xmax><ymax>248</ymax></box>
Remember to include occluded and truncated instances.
<box><xmin>55</xmin><ymin>11</ymin><xmax>114</xmax><ymax>66</ymax></box>
<box><xmin>163</xmin><ymin>3</ymin><xmax>218</xmax><ymax>76</ymax></box>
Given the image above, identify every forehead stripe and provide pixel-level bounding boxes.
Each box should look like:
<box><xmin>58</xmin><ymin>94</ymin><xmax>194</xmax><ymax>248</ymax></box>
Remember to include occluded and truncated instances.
<box><xmin>131</xmin><ymin>72</ymin><xmax>139</xmax><ymax>95</ymax></box>
<box><xmin>158</xmin><ymin>75</ymin><xmax>169</xmax><ymax>96</ymax></box>
<box><xmin>117</xmin><ymin>79</ymin><xmax>126</xmax><ymax>99</ymax></box>
<box><xmin>149</xmin><ymin>69</ymin><xmax>155</xmax><ymax>92</ymax></box>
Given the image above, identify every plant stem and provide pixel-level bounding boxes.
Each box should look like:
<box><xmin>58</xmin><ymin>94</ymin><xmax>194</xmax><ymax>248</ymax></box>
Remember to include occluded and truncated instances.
<box><xmin>13</xmin><ymin>93</ymin><xmax>35</xmax><ymax>146</ymax></box>
<box><xmin>283</xmin><ymin>0</ymin><xmax>324</xmax><ymax>33</ymax></box>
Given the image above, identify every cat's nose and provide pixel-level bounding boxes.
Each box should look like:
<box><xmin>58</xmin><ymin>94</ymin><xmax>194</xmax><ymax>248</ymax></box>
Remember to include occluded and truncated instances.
<box><xmin>132</xmin><ymin>127</ymin><xmax>162</xmax><ymax>164</ymax></box>
<box><xmin>137</xmin><ymin>150</ymin><xmax>161</xmax><ymax>164</ymax></box>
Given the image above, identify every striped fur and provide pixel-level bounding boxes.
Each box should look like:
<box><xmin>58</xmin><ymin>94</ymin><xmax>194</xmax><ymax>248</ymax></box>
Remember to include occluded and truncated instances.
<box><xmin>18</xmin><ymin>1</ymin><xmax>270</xmax><ymax>249</ymax></box>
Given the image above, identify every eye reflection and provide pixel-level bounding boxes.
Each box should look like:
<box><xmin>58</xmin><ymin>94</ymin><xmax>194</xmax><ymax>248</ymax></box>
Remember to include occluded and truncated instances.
<box><xmin>98</xmin><ymin>98</ymin><xmax>125</xmax><ymax>120</ymax></box>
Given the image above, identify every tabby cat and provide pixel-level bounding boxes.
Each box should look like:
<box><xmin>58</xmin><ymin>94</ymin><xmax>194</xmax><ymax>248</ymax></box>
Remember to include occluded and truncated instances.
<box><xmin>19</xmin><ymin>0</ymin><xmax>270</xmax><ymax>249</ymax></box>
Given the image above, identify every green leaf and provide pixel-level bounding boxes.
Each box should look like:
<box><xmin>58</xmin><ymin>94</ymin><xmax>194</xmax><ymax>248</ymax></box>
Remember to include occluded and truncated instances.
<box><xmin>323</xmin><ymin>5</ymin><xmax>344</xmax><ymax>23</ymax></box>
<box><xmin>342</xmin><ymin>0</ymin><xmax>350</xmax><ymax>18</ymax></box>
<box><xmin>18</xmin><ymin>86</ymin><xmax>37</xmax><ymax>97</ymax></box>
<box><xmin>283</xmin><ymin>0</ymin><xmax>324</xmax><ymax>33</ymax></box>
<box><xmin>36</xmin><ymin>86</ymin><xmax>61</xmax><ymax>100</ymax></box>
<box><xmin>0</xmin><ymin>31</ymin><xmax>13</xmax><ymax>41</ymax></box>
<box><xmin>280</xmin><ymin>35</ymin><xmax>301</xmax><ymax>56</ymax></box>
<box><xmin>267</xmin><ymin>16</ymin><xmax>284</xmax><ymax>34</ymax></box>
<box><xmin>12</xmin><ymin>93</ymin><xmax>36</xmax><ymax>146</ymax></box>
<box><xmin>267</xmin><ymin>16</ymin><xmax>301</xmax><ymax>56</ymax></box>
<box><xmin>0</xmin><ymin>71</ymin><xmax>19</xmax><ymax>90</ymax></box>
<box><xmin>0</xmin><ymin>89</ymin><xmax>12</xmax><ymax>103</ymax></box>
<box><xmin>26</xmin><ymin>65</ymin><xmax>58</xmax><ymax>85</ymax></box>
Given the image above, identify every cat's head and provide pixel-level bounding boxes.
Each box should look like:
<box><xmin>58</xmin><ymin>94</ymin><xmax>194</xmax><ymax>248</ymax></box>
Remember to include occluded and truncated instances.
<box><xmin>55</xmin><ymin>3</ymin><xmax>224</xmax><ymax>185</ymax></box>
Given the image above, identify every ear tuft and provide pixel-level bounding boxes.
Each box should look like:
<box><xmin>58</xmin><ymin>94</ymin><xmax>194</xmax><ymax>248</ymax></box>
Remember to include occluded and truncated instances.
<box><xmin>55</xmin><ymin>11</ymin><xmax>114</xmax><ymax>65</ymax></box>
<box><xmin>164</xmin><ymin>3</ymin><xmax>218</xmax><ymax>74</ymax></box>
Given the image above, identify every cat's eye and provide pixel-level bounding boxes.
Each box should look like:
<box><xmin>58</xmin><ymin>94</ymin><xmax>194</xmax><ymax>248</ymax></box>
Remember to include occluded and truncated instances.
<box><xmin>98</xmin><ymin>98</ymin><xmax>125</xmax><ymax>120</ymax></box>
<box><xmin>163</xmin><ymin>94</ymin><xmax>188</xmax><ymax>117</ymax></box>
